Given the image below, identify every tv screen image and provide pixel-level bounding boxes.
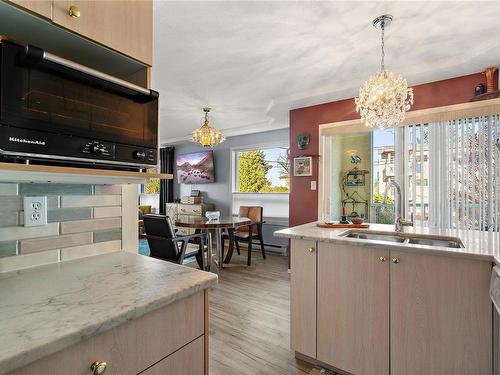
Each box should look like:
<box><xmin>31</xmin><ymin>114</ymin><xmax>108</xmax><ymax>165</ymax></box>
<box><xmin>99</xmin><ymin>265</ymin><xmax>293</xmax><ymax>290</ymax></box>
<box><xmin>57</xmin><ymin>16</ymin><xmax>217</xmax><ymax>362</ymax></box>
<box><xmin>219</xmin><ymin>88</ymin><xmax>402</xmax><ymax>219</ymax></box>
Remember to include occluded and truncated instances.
<box><xmin>176</xmin><ymin>151</ymin><xmax>215</xmax><ymax>184</ymax></box>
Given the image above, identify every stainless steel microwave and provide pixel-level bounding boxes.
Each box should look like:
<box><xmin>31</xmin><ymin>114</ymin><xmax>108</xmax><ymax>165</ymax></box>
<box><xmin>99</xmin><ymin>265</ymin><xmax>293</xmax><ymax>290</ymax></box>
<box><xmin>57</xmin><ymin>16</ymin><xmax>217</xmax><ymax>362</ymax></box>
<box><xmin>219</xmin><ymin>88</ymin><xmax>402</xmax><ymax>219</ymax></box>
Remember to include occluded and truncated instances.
<box><xmin>0</xmin><ymin>38</ymin><xmax>159</xmax><ymax>170</ymax></box>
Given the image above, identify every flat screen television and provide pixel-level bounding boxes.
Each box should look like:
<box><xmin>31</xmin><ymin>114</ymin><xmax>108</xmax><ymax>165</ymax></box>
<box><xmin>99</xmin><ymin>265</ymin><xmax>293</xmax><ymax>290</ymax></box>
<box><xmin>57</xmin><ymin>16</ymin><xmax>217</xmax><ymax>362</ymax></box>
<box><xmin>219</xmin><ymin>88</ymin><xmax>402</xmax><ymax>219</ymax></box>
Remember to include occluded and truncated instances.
<box><xmin>176</xmin><ymin>150</ymin><xmax>215</xmax><ymax>184</ymax></box>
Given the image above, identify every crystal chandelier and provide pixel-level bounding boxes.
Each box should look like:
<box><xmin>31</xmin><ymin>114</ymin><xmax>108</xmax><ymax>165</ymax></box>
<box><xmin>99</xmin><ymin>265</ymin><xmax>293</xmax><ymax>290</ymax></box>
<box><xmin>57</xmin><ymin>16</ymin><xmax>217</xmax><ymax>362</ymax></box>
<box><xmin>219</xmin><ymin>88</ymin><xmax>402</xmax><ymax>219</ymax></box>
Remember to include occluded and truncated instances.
<box><xmin>191</xmin><ymin>107</ymin><xmax>225</xmax><ymax>148</ymax></box>
<box><xmin>355</xmin><ymin>15</ymin><xmax>414</xmax><ymax>130</ymax></box>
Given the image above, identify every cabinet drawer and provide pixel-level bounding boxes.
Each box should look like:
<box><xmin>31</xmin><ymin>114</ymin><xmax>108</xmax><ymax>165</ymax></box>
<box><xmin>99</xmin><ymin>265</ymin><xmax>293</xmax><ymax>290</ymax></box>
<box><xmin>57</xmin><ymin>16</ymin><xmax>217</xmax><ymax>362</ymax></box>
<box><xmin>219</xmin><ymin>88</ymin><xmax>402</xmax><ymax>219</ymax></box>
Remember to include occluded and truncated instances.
<box><xmin>178</xmin><ymin>204</ymin><xmax>203</xmax><ymax>216</ymax></box>
<box><xmin>140</xmin><ymin>336</ymin><xmax>204</xmax><ymax>375</ymax></box>
<box><xmin>165</xmin><ymin>204</ymin><xmax>178</xmax><ymax>218</ymax></box>
<box><xmin>10</xmin><ymin>292</ymin><xmax>204</xmax><ymax>375</ymax></box>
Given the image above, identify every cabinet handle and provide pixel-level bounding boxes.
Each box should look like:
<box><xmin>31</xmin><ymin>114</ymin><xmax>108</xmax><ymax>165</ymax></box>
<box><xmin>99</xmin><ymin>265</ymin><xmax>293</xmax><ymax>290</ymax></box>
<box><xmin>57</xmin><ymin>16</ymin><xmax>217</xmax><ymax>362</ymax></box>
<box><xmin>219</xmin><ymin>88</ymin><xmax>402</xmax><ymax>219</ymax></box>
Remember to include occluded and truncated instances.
<box><xmin>90</xmin><ymin>361</ymin><xmax>107</xmax><ymax>375</ymax></box>
<box><xmin>391</xmin><ymin>257</ymin><xmax>400</xmax><ymax>264</ymax></box>
<box><xmin>308</xmin><ymin>247</ymin><xmax>315</xmax><ymax>253</ymax></box>
<box><xmin>379</xmin><ymin>256</ymin><xmax>387</xmax><ymax>262</ymax></box>
<box><xmin>68</xmin><ymin>5</ymin><xmax>81</xmax><ymax>18</ymax></box>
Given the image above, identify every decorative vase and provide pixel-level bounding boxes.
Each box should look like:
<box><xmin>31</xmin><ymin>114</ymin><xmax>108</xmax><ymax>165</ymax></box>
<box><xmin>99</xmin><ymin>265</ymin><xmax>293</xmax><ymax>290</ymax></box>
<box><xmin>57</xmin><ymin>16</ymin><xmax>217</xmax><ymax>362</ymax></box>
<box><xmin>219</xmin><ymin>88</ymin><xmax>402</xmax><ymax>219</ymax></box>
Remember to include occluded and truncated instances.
<box><xmin>484</xmin><ymin>67</ymin><xmax>498</xmax><ymax>93</ymax></box>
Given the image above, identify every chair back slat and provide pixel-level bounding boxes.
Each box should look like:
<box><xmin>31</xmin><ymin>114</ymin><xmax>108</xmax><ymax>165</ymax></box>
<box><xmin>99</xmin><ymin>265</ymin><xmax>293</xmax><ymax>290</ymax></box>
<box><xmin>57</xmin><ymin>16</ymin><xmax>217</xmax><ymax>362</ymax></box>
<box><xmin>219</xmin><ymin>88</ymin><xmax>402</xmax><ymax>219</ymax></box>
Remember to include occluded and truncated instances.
<box><xmin>238</xmin><ymin>206</ymin><xmax>263</xmax><ymax>234</ymax></box>
<box><xmin>143</xmin><ymin>214</ymin><xmax>180</xmax><ymax>262</ymax></box>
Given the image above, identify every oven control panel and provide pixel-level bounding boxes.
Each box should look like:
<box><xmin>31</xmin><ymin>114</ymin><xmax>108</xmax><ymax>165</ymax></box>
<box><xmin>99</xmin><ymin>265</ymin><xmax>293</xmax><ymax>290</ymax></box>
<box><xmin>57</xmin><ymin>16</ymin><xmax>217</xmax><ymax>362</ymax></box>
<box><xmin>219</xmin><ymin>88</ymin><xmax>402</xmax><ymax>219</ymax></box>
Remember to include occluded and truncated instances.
<box><xmin>0</xmin><ymin>125</ymin><xmax>157</xmax><ymax>169</ymax></box>
<box><xmin>83</xmin><ymin>141</ymin><xmax>112</xmax><ymax>157</ymax></box>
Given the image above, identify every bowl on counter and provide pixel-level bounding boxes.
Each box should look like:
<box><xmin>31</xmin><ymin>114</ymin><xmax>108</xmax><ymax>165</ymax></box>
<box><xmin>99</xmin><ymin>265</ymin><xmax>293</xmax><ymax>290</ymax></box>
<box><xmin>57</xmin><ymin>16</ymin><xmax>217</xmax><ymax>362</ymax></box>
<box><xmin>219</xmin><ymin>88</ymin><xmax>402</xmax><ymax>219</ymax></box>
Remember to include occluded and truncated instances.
<box><xmin>351</xmin><ymin>216</ymin><xmax>364</xmax><ymax>225</ymax></box>
<box><xmin>206</xmin><ymin>211</ymin><xmax>220</xmax><ymax>221</ymax></box>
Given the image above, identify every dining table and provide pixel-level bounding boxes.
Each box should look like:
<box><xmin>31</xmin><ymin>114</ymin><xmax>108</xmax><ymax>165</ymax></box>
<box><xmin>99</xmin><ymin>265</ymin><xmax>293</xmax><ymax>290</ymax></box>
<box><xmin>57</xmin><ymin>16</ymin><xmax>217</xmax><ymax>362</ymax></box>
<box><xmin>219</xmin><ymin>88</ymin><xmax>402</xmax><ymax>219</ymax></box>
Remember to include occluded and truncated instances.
<box><xmin>174</xmin><ymin>216</ymin><xmax>252</xmax><ymax>271</ymax></box>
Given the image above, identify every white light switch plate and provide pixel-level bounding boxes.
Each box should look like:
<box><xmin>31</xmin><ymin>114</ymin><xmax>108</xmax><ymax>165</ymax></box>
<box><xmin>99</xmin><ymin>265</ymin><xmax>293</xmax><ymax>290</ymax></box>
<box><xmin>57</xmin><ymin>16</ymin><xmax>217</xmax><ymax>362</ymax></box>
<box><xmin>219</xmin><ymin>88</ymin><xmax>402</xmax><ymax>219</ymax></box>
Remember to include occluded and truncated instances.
<box><xmin>23</xmin><ymin>196</ymin><xmax>48</xmax><ymax>227</ymax></box>
<box><xmin>311</xmin><ymin>181</ymin><xmax>317</xmax><ymax>190</ymax></box>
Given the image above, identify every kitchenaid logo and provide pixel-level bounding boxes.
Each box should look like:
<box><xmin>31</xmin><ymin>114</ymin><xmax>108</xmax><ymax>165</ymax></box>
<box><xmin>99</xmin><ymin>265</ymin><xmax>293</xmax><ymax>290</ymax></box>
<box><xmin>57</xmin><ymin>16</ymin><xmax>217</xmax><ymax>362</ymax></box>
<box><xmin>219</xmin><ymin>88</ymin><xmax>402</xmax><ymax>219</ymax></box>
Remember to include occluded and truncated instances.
<box><xmin>8</xmin><ymin>137</ymin><xmax>46</xmax><ymax>146</ymax></box>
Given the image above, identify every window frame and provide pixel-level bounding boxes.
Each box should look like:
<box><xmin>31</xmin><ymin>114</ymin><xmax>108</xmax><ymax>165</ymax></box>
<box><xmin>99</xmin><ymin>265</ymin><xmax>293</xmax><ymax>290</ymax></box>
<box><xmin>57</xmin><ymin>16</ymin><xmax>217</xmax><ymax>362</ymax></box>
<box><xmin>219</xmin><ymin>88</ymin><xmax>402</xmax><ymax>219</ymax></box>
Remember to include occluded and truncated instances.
<box><xmin>230</xmin><ymin>141</ymin><xmax>290</xmax><ymax>195</ymax></box>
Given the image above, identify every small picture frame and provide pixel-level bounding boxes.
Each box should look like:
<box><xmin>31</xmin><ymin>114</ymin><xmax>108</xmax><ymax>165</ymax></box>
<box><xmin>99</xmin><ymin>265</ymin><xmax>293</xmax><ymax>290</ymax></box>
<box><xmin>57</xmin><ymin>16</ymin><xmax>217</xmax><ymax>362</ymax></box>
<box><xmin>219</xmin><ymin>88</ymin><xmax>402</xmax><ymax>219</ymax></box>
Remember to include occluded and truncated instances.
<box><xmin>190</xmin><ymin>189</ymin><xmax>201</xmax><ymax>197</ymax></box>
<box><xmin>293</xmin><ymin>156</ymin><xmax>312</xmax><ymax>177</ymax></box>
<box><xmin>345</xmin><ymin>172</ymin><xmax>366</xmax><ymax>186</ymax></box>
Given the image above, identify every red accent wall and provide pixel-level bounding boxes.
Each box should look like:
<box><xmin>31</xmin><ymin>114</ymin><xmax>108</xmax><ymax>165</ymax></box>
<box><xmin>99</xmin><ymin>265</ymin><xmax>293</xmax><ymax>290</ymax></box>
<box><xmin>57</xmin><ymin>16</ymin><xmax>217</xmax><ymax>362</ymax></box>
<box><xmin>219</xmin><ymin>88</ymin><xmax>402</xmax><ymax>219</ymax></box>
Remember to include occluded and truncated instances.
<box><xmin>289</xmin><ymin>72</ymin><xmax>486</xmax><ymax>227</ymax></box>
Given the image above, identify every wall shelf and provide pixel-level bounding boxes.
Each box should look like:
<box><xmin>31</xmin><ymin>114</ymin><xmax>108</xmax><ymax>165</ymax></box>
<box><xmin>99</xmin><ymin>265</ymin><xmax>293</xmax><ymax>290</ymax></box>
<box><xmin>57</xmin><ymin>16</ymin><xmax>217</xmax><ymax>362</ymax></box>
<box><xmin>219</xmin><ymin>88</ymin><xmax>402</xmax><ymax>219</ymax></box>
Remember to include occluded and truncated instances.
<box><xmin>0</xmin><ymin>163</ymin><xmax>173</xmax><ymax>184</ymax></box>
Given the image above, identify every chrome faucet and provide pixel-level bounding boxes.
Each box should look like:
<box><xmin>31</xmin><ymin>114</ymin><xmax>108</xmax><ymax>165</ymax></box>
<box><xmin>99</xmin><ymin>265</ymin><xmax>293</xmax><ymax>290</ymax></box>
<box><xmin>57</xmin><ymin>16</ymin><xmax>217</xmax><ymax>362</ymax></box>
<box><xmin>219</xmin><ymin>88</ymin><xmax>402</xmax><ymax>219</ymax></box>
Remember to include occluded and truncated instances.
<box><xmin>383</xmin><ymin>180</ymin><xmax>414</xmax><ymax>232</ymax></box>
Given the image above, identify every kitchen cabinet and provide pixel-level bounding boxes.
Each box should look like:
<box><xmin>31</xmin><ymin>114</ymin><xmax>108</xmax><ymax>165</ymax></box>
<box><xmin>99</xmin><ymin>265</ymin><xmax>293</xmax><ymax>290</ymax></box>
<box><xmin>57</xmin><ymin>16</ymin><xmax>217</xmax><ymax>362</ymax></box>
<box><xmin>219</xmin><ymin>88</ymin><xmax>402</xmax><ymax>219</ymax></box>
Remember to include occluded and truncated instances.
<box><xmin>140</xmin><ymin>336</ymin><xmax>205</xmax><ymax>375</ymax></box>
<box><xmin>317</xmin><ymin>242</ymin><xmax>389</xmax><ymax>375</ymax></box>
<box><xmin>9</xmin><ymin>291</ymin><xmax>206</xmax><ymax>375</ymax></box>
<box><xmin>390</xmin><ymin>251</ymin><xmax>492</xmax><ymax>375</ymax></box>
<box><xmin>9</xmin><ymin>0</ymin><xmax>52</xmax><ymax>18</ymax></box>
<box><xmin>290</xmin><ymin>239</ymin><xmax>493</xmax><ymax>375</ymax></box>
<box><xmin>52</xmin><ymin>0</ymin><xmax>152</xmax><ymax>65</ymax></box>
<box><xmin>290</xmin><ymin>239</ymin><xmax>317</xmax><ymax>358</ymax></box>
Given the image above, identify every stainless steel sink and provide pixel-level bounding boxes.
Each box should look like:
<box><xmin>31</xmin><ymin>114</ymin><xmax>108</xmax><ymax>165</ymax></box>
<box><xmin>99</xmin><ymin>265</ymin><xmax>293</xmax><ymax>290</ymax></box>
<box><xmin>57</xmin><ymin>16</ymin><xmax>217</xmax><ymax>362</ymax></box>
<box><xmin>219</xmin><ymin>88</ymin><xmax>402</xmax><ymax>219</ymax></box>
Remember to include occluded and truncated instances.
<box><xmin>342</xmin><ymin>231</ymin><xmax>406</xmax><ymax>243</ymax></box>
<box><xmin>339</xmin><ymin>230</ymin><xmax>464</xmax><ymax>248</ymax></box>
<box><xmin>407</xmin><ymin>237</ymin><xmax>463</xmax><ymax>248</ymax></box>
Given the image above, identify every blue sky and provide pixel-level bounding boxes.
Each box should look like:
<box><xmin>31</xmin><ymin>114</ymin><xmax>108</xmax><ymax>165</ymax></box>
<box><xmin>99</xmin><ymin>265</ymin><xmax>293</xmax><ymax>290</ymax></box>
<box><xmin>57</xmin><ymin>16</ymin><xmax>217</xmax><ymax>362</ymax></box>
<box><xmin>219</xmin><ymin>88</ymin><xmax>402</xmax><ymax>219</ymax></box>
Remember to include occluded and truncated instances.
<box><xmin>263</xmin><ymin>148</ymin><xmax>288</xmax><ymax>186</ymax></box>
<box><xmin>372</xmin><ymin>129</ymin><xmax>395</xmax><ymax>148</ymax></box>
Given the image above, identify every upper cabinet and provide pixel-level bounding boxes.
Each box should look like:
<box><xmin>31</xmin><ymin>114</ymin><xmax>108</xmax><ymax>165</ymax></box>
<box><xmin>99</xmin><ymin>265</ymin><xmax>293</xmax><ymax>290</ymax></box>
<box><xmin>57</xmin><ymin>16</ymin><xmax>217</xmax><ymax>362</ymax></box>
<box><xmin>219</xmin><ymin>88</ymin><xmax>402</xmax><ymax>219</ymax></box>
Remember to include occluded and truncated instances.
<box><xmin>52</xmin><ymin>1</ymin><xmax>152</xmax><ymax>65</ymax></box>
<box><xmin>9</xmin><ymin>0</ymin><xmax>52</xmax><ymax>18</ymax></box>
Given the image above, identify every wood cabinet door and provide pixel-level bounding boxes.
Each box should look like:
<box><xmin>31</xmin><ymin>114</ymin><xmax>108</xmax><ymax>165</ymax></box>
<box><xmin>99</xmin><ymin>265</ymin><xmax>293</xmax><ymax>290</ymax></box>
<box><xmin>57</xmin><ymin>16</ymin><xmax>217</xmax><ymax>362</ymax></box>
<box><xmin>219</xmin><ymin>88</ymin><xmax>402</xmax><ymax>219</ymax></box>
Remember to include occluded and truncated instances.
<box><xmin>390</xmin><ymin>251</ymin><xmax>492</xmax><ymax>375</ymax></box>
<box><xmin>140</xmin><ymin>336</ymin><xmax>205</xmax><ymax>375</ymax></box>
<box><xmin>9</xmin><ymin>0</ymin><xmax>52</xmax><ymax>18</ymax></box>
<box><xmin>317</xmin><ymin>242</ymin><xmax>389</xmax><ymax>375</ymax></box>
<box><xmin>52</xmin><ymin>0</ymin><xmax>152</xmax><ymax>65</ymax></box>
<box><xmin>290</xmin><ymin>239</ymin><xmax>317</xmax><ymax>358</ymax></box>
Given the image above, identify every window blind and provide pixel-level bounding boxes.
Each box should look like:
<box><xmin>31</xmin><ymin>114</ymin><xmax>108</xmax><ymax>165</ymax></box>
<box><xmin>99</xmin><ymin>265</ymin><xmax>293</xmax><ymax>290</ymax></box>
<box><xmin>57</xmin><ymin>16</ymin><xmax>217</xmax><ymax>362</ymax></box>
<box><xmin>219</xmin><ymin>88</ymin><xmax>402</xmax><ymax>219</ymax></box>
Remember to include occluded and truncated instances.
<box><xmin>426</xmin><ymin>115</ymin><xmax>500</xmax><ymax>232</ymax></box>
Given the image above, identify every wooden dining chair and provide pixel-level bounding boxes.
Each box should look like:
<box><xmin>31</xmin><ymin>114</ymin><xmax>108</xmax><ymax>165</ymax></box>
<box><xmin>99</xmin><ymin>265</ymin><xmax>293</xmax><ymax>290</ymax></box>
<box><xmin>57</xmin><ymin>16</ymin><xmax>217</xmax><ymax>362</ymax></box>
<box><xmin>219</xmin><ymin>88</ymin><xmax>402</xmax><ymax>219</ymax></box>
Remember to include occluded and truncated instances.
<box><xmin>143</xmin><ymin>214</ymin><xmax>207</xmax><ymax>270</ymax></box>
<box><xmin>222</xmin><ymin>206</ymin><xmax>265</xmax><ymax>266</ymax></box>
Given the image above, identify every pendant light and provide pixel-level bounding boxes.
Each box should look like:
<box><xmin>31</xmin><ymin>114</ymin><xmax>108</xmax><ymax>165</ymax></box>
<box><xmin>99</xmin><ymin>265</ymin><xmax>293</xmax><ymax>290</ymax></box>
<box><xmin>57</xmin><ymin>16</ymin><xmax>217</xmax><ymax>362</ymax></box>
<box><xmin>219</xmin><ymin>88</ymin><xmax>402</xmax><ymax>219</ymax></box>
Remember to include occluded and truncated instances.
<box><xmin>191</xmin><ymin>107</ymin><xmax>225</xmax><ymax>148</ymax></box>
<box><xmin>355</xmin><ymin>15</ymin><xmax>414</xmax><ymax>129</ymax></box>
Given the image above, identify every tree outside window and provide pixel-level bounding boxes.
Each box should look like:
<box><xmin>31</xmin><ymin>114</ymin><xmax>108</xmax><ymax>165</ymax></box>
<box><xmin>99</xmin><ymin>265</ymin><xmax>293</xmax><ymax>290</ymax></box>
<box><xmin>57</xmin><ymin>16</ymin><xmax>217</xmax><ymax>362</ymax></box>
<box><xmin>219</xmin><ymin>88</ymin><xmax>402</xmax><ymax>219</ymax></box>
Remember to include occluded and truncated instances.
<box><xmin>236</xmin><ymin>148</ymin><xmax>289</xmax><ymax>193</ymax></box>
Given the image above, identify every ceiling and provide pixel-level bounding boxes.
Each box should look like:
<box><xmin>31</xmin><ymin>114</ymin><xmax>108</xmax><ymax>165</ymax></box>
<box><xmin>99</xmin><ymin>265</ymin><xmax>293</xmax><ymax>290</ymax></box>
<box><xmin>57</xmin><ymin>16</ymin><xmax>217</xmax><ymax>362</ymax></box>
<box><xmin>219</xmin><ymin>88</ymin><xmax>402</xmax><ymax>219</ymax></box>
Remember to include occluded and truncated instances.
<box><xmin>153</xmin><ymin>1</ymin><xmax>500</xmax><ymax>145</ymax></box>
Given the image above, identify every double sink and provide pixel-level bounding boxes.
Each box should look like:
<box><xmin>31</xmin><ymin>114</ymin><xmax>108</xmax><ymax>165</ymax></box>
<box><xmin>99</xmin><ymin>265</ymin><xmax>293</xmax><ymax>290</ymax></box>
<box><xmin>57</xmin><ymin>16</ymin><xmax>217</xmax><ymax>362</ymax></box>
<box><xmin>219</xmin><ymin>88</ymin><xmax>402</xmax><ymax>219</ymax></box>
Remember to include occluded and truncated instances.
<box><xmin>339</xmin><ymin>229</ymin><xmax>464</xmax><ymax>249</ymax></box>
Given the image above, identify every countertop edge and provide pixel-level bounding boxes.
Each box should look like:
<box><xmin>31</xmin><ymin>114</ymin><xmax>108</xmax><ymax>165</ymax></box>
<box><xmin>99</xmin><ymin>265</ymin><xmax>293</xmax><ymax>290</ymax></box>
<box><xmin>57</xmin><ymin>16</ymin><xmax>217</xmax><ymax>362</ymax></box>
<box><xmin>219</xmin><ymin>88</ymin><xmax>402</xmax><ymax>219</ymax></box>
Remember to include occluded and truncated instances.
<box><xmin>1</xmin><ymin>267</ymin><xmax>217</xmax><ymax>374</ymax></box>
<box><xmin>274</xmin><ymin>226</ymin><xmax>500</xmax><ymax>265</ymax></box>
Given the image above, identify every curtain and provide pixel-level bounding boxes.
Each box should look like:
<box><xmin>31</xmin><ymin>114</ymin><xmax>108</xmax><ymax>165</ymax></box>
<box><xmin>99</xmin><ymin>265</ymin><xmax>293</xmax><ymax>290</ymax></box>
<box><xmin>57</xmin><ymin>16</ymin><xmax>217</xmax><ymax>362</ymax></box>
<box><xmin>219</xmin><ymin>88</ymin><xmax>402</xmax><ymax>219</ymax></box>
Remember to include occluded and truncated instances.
<box><xmin>159</xmin><ymin>147</ymin><xmax>175</xmax><ymax>214</ymax></box>
<box><xmin>425</xmin><ymin>115</ymin><xmax>500</xmax><ymax>232</ymax></box>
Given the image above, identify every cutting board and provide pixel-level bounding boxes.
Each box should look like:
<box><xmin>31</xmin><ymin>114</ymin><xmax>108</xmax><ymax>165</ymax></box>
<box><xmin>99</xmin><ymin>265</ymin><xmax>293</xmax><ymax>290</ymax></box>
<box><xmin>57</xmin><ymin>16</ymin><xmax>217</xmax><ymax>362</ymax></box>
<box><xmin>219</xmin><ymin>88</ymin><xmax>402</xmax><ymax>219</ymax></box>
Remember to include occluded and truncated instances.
<box><xmin>317</xmin><ymin>222</ymin><xmax>370</xmax><ymax>229</ymax></box>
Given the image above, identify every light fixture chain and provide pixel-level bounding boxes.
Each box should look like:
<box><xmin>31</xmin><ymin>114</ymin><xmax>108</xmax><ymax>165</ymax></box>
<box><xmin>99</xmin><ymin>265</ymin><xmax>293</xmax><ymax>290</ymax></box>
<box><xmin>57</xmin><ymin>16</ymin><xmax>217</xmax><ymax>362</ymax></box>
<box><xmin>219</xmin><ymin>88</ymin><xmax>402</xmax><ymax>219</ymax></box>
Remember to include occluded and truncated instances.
<box><xmin>380</xmin><ymin>19</ymin><xmax>385</xmax><ymax>71</ymax></box>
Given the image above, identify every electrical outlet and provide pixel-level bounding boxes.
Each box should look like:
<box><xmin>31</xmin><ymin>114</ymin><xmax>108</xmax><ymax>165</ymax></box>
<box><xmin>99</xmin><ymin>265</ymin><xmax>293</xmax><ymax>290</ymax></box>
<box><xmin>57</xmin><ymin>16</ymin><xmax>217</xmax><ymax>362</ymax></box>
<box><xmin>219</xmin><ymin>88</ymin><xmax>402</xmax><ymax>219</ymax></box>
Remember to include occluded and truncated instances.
<box><xmin>23</xmin><ymin>196</ymin><xmax>48</xmax><ymax>227</ymax></box>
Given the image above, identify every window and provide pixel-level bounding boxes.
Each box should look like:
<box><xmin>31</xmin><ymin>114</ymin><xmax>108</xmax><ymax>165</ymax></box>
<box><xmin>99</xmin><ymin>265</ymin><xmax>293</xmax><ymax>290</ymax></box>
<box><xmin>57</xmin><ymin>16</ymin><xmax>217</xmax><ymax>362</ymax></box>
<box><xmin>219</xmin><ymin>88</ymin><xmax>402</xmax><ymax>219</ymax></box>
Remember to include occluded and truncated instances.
<box><xmin>234</xmin><ymin>147</ymin><xmax>289</xmax><ymax>193</ymax></box>
<box><xmin>323</xmin><ymin>114</ymin><xmax>500</xmax><ymax>235</ymax></box>
<box><xmin>371</xmin><ymin>129</ymin><xmax>396</xmax><ymax>224</ymax></box>
<box><xmin>406</xmin><ymin>124</ymin><xmax>430</xmax><ymax>225</ymax></box>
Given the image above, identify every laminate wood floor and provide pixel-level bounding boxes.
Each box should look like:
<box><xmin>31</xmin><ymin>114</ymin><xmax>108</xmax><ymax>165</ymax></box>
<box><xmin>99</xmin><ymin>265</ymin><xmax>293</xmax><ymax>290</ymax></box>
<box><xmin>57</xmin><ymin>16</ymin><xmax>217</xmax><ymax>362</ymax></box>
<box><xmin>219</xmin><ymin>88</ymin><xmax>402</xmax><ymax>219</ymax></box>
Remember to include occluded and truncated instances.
<box><xmin>207</xmin><ymin>249</ymin><xmax>314</xmax><ymax>375</ymax></box>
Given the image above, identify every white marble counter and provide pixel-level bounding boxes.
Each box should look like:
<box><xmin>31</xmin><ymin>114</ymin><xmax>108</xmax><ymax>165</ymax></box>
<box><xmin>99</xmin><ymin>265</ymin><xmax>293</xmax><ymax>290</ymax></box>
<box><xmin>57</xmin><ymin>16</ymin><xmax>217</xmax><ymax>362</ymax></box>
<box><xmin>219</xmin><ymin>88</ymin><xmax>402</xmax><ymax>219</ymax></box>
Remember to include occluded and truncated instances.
<box><xmin>275</xmin><ymin>222</ymin><xmax>500</xmax><ymax>264</ymax></box>
<box><xmin>0</xmin><ymin>252</ymin><xmax>217</xmax><ymax>374</ymax></box>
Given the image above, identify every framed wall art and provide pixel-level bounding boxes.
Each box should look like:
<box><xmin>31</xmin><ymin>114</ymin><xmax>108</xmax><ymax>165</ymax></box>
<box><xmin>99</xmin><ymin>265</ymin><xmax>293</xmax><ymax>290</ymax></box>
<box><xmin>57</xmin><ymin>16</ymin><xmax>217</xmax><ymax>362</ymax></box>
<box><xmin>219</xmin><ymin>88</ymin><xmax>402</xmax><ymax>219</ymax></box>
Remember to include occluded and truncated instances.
<box><xmin>293</xmin><ymin>156</ymin><xmax>312</xmax><ymax>177</ymax></box>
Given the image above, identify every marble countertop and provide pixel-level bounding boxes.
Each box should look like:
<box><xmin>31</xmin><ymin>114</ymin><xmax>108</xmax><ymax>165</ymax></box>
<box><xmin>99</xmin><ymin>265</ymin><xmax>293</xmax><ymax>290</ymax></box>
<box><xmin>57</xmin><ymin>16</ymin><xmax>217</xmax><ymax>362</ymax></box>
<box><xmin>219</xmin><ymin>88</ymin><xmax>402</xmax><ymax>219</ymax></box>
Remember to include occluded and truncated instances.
<box><xmin>0</xmin><ymin>252</ymin><xmax>217</xmax><ymax>374</ymax></box>
<box><xmin>275</xmin><ymin>222</ymin><xmax>500</xmax><ymax>264</ymax></box>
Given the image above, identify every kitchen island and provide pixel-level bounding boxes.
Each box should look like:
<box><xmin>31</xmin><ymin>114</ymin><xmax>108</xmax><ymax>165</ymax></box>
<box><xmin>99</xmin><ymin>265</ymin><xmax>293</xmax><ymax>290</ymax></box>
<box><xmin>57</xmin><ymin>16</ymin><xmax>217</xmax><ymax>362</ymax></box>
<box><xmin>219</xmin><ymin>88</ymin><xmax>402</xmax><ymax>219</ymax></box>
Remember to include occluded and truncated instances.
<box><xmin>0</xmin><ymin>252</ymin><xmax>217</xmax><ymax>375</ymax></box>
<box><xmin>275</xmin><ymin>222</ymin><xmax>499</xmax><ymax>375</ymax></box>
